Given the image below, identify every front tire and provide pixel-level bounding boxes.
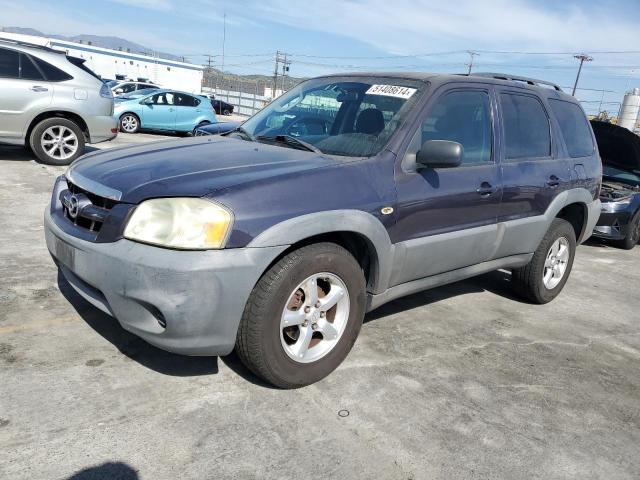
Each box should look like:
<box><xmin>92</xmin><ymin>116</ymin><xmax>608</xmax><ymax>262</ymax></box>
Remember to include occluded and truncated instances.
<box><xmin>615</xmin><ymin>210</ymin><xmax>640</xmax><ymax>250</ymax></box>
<box><xmin>29</xmin><ymin>118</ymin><xmax>85</xmax><ymax>166</ymax></box>
<box><xmin>235</xmin><ymin>243</ymin><xmax>366</xmax><ymax>388</ymax></box>
<box><xmin>119</xmin><ymin>113</ymin><xmax>140</xmax><ymax>134</ymax></box>
<box><xmin>512</xmin><ymin>218</ymin><xmax>576</xmax><ymax>304</ymax></box>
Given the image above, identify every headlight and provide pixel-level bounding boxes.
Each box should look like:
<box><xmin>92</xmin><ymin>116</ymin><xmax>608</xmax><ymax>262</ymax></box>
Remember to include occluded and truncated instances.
<box><xmin>124</xmin><ymin>198</ymin><xmax>232</xmax><ymax>249</ymax></box>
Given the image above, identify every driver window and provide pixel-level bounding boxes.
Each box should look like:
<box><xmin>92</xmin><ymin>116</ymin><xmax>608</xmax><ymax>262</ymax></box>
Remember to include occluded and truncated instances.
<box><xmin>418</xmin><ymin>90</ymin><xmax>493</xmax><ymax>165</ymax></box>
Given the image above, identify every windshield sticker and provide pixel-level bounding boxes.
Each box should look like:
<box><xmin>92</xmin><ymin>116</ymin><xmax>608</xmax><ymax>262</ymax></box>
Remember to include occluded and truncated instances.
<box><xmin>366</xmin><ymin>84</ymin><xmax>417</xmax><ymax>99</ymax></box>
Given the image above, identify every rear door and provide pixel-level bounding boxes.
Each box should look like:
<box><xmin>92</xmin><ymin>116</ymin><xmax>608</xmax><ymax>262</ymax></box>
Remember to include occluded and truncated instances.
<box><xmin>0</xmin><ymin>48</ymin><xmax>53</xmax><ymax>141</ymax></box>
<box><xmin>494</xmin><ymin>89</ymin><xmax>570</xmax><ymax>257</ymax></box>
<box><xmin>174</xmin><ymin>93</ymin><xmax>202</xmax><ymax>131</ymax></box>
<box><xmin>141</xmin><ymin>91</ymin><xmax>177</xmax><ymax>129</ymax></box>
<box><xmin>392</xmin><ymin>84</ymin><xmax>502</xmax><ymax>284</ymax></box>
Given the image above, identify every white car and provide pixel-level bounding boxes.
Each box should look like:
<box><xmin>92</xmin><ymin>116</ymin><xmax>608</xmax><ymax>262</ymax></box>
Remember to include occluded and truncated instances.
<box><xmin>107</xmin><ymin>80</ymin><xmax>160</xmax><ymax>96</ymax></box>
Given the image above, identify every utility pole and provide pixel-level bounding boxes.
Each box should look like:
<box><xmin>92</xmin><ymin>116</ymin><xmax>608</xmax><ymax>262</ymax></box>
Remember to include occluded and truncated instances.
<box><xmin>221</xmin><ymin>13</ymin><xmax>227</xmax><ymax>76</ymax></box>
<box><xmin>273</xmin><ymin>51</ymin><xmax>290</xmax><ymax>98</ymax></box>
<box><xmin>203</xmin><ymin>54</ymin><xmax>215</xmax><ymax>91</ymax></box>
<box><xmin>466</xmin><ymin>50</ymin><xmax>478</xmax><ymax>75</ymax></box>
<box><xmin>280</xmin><ymin>52</ymin><xmax>291</xmax><ymax>92</ymax></box>
<box><xmin>572</xmin><ymin>54</ymin><xmax>593</xmax><ymax>96</ymax></box>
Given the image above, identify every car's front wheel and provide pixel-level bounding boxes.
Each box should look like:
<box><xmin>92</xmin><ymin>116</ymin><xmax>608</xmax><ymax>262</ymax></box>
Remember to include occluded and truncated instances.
<box><xmin>616</xmin><ymin>210</ymin><xmax>640</xmax><ymax>250</ymax></box>
<box><xmin>119</xmin><ymin>113</ymin><xmax>140</xmax><ymax>134</ymax></box>
<box><xmin>511</xmin><ymin>218</ymin><xmax>576</xmax><ymax>304</ymax></box>
<box><xmin>29</xmin><ymin>117</ymin><xmax>85</xmax><ymax>166</ymax></box>
<box><xmin>223</xmin><ymin>109</ymin><xmax>231</xmax><ymax>116</ymax></box>
<box><xmin>235</xmin><ymin>243</ymin><xmax>366</xmax><ymax>388</ymax></box>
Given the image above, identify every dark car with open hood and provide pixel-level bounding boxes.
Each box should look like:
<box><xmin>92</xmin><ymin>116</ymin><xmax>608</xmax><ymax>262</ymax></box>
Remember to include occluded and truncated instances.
<box><xmin>591</xmin><ymin>120</ymin><xmax>640</xmax><ymax>249</ymax></box>
<box><xmin>45</xmin><ymin>73</ymin><xmax>601</xmax><ymax>387</ymax></box>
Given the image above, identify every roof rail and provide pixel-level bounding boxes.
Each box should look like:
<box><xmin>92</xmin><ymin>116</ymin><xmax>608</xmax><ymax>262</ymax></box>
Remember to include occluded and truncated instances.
<box><xmin>0</xmin><ymin>37</ymin><xmax>61</xmax><ymax>53</ymax></box>
<box><xmin>471</xmin><ymin>72</ymin><xmax>563</xmax><ymax>91</ymax></box>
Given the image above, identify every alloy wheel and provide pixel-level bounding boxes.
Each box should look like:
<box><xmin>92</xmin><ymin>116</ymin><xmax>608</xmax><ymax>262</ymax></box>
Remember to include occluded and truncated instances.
<box><xmin>543</xmin><ymin>237</ymin><xmax>570</xmax><ymax>289</ymax></box>
<box><xmin>280</xmin><ymin>272</ymin><xmax>350</xmax><ymax>363</ymax></box>
<box><xmin>121</xmin><ymin>115</ymin><xmax>138</xmax><ymax>133</ymax></box>
<box><xmin>40</xmin><ymin>126</ymin><xmax>78</xmax><ymax>161</ymax></box>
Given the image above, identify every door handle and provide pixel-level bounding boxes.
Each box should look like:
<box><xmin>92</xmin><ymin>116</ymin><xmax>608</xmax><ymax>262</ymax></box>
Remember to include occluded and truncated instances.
<box><xmin>30</xmin><ymin>86</ymin><xmax>48</xmax><ymax>92</ymax></box>
<box><xmin>547</xmin><ymin>175</ymin><xmax>560</xmax><ymax>187</ymax></box>
<box><xmin>476</xmin><ymin>182</ymin><xmax>495</xmax><ymax>196</ymax></box>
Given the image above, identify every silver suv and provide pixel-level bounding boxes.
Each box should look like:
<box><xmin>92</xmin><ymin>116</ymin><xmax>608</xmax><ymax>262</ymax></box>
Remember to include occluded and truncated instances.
<box><xmin>0</xmin><ymin>40</ymin><xmax>117</xmax><ymax>165</ymax></box>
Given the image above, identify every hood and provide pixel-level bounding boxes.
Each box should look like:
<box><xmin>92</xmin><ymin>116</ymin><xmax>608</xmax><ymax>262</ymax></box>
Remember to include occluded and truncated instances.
<box><xmin>67</xmin><ymin>136</ymin><xmax>338</xmax><ymax>203</ymax></box>
<box><xmin>590</xmin><ymin>120</ymin><xmax>640</xmax><ymax>172</ymax></box>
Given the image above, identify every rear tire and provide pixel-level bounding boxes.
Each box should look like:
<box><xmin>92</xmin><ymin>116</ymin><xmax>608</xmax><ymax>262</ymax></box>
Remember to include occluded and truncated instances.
<box><xmin>512</xmin><ymin>218</ymin><xmax>576</xmax><ymax>304</ymax></box>
<box><xmin>615</xmin><ymin>210</ymin><xmax>640</xmax><ymax>250</ymax></box>
<box><xmin>235</xmin><ymin>243</ymin><xmax>366</xmax><ymax>388</ymax></box>
<box><xmin>29</xmin><ymin>117</ymin><xmax>85</xmax><ymax>166</ymax></box>
<box><xmin>223</xmin><ymin>109</ymin><xmax>231</xmax><ymax>116</ymax></box>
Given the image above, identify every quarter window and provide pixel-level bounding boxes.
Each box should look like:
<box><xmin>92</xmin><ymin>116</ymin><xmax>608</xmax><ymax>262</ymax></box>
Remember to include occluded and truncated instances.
<box><xmin>419</xmin><ymin>90</ymin><xmax>493</xmax><ymax>164</ymax></box>
<box><xmin>0</xmin><ymin>48</ymin><xmax>19</xmax><ymax>78</ymax></box>
<box><xmin>500</xmin><ymin>93</ymin><xmax>551</xmax><ymax>160</ymax></box>
<box><xmin>549</xmin><ymin>99</ymin><xmax>594</xmax><ymax>157</ymax></box>
<box><xmin>31</xmin><ymin>57</ymin><xmax>73</xmax><ymax>81</ymax></box>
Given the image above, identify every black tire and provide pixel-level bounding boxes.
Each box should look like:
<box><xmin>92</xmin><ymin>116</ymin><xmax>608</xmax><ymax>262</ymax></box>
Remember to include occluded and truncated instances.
<box><xmin>511</xmin><ymin>218</ymin><xmax>577</xmax><ymax>304</ymax></box>
<box><xmin>29</xmin><ymin>117</ymin><xmax>85</xmax><ymax>166</ymax></box>
<box><xmin>615</xmin><ymin>210</ymin><xmax>640</xmax><ymax>250</ymax></box>
<box><xmin>223</xmin><ymin>109</ymin><xmax>231</xmax><ymax>116</ymax></box>
<box><xmin>119</xmin><ymin>113</ymin><xmax>140</xmax><ymax>134</ymax></box>
<box><xmin>192</xmin><ymin>121</ymin><xmax>210</xmax><ymax>136</ymax></box>
<box><xmin>235</xmin><ymin>242</ymin><xmax>366</xmax><ymax>388</ymax></box>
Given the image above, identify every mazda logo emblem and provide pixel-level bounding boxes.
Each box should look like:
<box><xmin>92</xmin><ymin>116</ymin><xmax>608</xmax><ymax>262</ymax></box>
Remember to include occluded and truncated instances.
<box><xmin>68</xmin><ymin>195</ymin><xmax>80</xmax><ymax>219</ymax></box>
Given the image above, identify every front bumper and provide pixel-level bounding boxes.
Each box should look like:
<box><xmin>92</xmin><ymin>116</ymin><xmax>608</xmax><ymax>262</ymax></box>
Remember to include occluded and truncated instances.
<box><xmin>85</xmin><ymin>115</ymin><xmax>118</xmax><ymax>144</ymax></box>
<box><xmin>580</xmin><ymin>199</ymin><xmax>602</xmax><ymax>243</ymax></box>
<box><xmin>45</xmin><ymin>207</ymin><xmax>287</xmax><ymax>356</ymax></box>
<box><xmin>592</xmin><ymin>210</ymin><xmax>633</xmax><ymax>240</ymax></box>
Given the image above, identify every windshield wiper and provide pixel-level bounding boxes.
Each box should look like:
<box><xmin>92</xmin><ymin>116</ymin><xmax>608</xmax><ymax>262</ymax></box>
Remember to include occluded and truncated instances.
<box><xmin>225</xmin><ymin>126</ymin><xmax>255</xmax><ymax>142</ymax></box>
<box><xmin>255</xmin><ymin>134</ymin><xmax>322</xmax><ymax>154</ymax></box>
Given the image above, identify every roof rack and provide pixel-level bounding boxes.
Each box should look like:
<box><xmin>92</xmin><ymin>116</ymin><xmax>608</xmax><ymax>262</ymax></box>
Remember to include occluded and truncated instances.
<box><xmin>0</xmin><ymin>37</ymin><xmax>62</xmax><ymax>54</ymax></box>
<box><xmin>471</xmin><ymin>72</ymin><xmax>562</xmax><ymax>91</ymax></box>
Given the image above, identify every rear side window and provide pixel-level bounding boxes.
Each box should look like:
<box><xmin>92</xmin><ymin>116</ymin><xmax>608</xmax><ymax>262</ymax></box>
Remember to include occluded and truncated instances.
<box><xmin>419</xmin><ymin>90</ymin><xmax>493</xmax><ymax>164</ymax></box>
<box><xmin>31</xmin><ymin>56</ymin><xmax>73</xmax><ymax>81</ymax></box>
<box><xmin>20</xmin><ymin>54</ymin><xmax>44</xmax><ymax>80</ymax></box>
<box><xmin>501</xmin><ymin>93</ymin><xmax>551</xmax><ymax>160</ymax></box>
<box><xmin>549</xmin><ymin>99</ymin><xmax>594</xmax><ymax>157</ymax></box>
<box><xmin>175</xmin><ymin>94</ymin><xmax>198</xmax><ymax>107</ymax></box>
<box><xmin>0</xmin><ymin>48</ymin><xmax>19</xmax><ymax>78</ymax></box>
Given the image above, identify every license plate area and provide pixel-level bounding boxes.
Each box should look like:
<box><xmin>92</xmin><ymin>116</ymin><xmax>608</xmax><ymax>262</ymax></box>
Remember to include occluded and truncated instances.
<box><xmin>54</xmin><ymin>236</ymin><xmax>76</xmax><ymax>270</ymax></box>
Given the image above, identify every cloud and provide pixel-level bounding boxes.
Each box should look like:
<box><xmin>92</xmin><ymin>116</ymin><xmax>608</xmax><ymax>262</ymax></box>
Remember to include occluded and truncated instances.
<box><xmin>238</xmin><ymin>0</ymin><xmax>640</xmax><ymax>55</ymax></box>
<box><xmin>108</xmin><ymin>0</ymin><xmax>173</xmax><ymax>10</ymax></box>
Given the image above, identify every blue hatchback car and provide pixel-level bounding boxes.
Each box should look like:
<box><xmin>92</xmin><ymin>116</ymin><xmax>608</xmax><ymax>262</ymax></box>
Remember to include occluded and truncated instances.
<box><xmin>113</xmin><ymin>89</ymin><xmax>216</xmax><ymax>135</ymax></box>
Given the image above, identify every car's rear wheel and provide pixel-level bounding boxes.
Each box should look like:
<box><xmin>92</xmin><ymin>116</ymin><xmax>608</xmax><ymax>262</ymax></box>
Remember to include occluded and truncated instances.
<box><xmin>235</xmin><ymin>242</ymin><xmax>366</xmax><ymax>388</ymax></box>
<box><xmin>29</xmin><ymin>117</ymin><xmax>85</xmax><ymax>166</ymax></box>
<box><xmin>511</xmin><ymin>218</ymin><xmax>576</xmax><ymax>304</ymax></box>
<box><xmin>615</xmin><ymin>210</ymin><xmax>640</xmax><ymax>250</ymax></box>
<box><xmin>119</xmin><ymin>113</ymin><xmax>140</xmax><ymax>134</ymax></box>
<box><xmin>223</xmin><ymin>109</ymin><xmax>231</xmax><ymax>116</ymax></box>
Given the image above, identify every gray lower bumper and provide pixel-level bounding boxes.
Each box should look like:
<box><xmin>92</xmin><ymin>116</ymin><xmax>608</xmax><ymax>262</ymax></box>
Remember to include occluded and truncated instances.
<box><xmin>86</xmin><ymin>115</ymin><xmax>118</xmax><ymax>144</ymax></box>
<box><xmin>581</xmin><ymin>199</ymin><xmax>602</xmax><ymax>243</ymax></box>
<box><xmin>45</xmin><ymin>207</ymin><xmax>287</xmax><ymax>356</ymax></box>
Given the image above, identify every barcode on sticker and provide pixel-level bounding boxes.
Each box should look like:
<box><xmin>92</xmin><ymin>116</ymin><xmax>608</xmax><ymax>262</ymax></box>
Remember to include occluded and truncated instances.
<box><xmin>366</xmin><ymin>85</ymin><xmax>417</xmax><ymax>99</ymax></box>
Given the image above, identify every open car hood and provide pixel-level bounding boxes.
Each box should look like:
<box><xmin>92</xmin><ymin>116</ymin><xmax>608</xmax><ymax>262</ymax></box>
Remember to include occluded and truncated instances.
<box><xmin>591</xmin><ymin>120</ymin><xmax>640</xmax><ymax>172</ymax></box>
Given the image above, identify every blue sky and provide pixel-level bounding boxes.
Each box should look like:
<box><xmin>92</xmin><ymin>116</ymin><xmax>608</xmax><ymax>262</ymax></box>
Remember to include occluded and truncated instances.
<box><xmin>1</xmin><ymin>0</ymin><xmax>639</xmax><ymax>114</ymax></box>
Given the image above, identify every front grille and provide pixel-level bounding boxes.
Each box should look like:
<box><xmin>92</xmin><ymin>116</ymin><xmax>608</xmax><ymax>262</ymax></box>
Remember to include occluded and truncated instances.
<box><xmin>61</xmin><ymin>179</ymin><xmax>118</xmax><ymax>233</ymax></box>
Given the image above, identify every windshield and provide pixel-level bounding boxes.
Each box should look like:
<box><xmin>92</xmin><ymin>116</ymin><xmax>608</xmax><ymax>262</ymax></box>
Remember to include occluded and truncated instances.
<box><xmin>603</xmin><ymin>165</ymin><xmax>640</xmax><ymax>187</ymax></box>
<box><xmin>104</xmin><ymin>80</ymin><xmax>118</xmax><ymax>88</ymax></box>
<box><xmin>241</xmin><ymin>76</ymin><xmax>425</xmax><ymax>157</ymax></box>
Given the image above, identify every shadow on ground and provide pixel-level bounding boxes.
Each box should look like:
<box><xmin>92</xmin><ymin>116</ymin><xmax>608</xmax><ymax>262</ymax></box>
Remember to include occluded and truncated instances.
<box><xmin>66</xmin><ymin>462</ymin><xmax>138</xmax><ymax>480</ymax></box>
<box><xmin>57</xmin><ymin>263</ymin><xmax>523</xmax><ymax>385</ymax></box>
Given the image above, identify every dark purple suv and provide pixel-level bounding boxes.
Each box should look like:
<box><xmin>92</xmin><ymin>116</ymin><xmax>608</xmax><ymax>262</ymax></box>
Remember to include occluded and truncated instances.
<box><xmin>45</xmin><ymin>73</ymin><xmax>602</xmax><ymax>387</ymax></box>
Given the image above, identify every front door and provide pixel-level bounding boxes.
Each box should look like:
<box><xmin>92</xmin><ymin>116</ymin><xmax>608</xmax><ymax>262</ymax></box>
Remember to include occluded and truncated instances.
<box><xmin>142</xmin><ymin>91</ymin><xmax>177</xmax><ymax>130</ymax></box>
<box><xmin>391</xmin><ymin>85</ymin><xmax>501</xmax><ymax>285</ymax></box>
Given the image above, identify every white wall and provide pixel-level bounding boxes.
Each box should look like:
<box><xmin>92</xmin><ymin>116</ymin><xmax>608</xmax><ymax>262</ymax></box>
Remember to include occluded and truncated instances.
<box><xmin>0</xmin><ymin>32</ymin><xmax>204</xmax><ymax>93</ymax></box>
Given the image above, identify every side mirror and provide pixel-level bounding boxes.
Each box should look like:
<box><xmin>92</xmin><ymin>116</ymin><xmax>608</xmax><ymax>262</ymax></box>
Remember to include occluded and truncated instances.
<box><xmin>114</xmin><ymin>88</ymin><xmax>124</xmax><ymax>95</ymax></box>
<box><xmin>416</xmin><ymin>140</ymin><xmax>463</xmax><ymax>169</ymax></box>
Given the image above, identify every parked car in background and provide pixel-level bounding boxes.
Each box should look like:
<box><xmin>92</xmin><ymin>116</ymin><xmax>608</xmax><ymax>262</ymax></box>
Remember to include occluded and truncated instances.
<box><xmin>113</xmin><ymin>89</ymin><xmax>216</xmax><ymax>135</ymax></box>
<box><xmin>209</xmin><ymin>95</ymin><xmax>234</xmax><ymax>115</ymax></box>
<box><xmin>45</xmin><ymin>73</ymin><xmax>601</xmax><ymax>388</ymax></box>
<box><xmin>591</xmin><ymin>120</ymin><xmax>640</xmax><ymax>249</ymax></box>
<box><xmin>108</xmin><ymin>80</ymin><xmax>160</xmax><ymax>96</ymax></box>
<box><xmin>0</xmin><ymin>39</ymin><xmax>117</xmax><ymax>165</ymax></box>
<box><xmin>194</xmin><ymin>120</ymin><xmax>241</xmax><ymax>136</ymax></box>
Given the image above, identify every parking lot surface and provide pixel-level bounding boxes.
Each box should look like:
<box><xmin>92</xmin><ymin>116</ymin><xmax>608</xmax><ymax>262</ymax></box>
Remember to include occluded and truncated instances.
<box><xmin>1</xmin><ymin>133</ymin><xmax>639</xmax><ymax>480</ymax></box>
